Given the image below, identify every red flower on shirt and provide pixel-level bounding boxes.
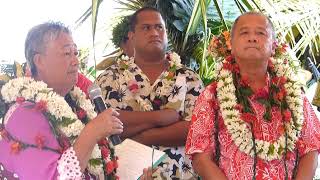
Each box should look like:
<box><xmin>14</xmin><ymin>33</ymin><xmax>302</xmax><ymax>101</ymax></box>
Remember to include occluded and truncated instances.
<box><xmin>16</xmin><ymin>97</ymin><xmax>25</xmax><ymax>104</ymax></box>
<box><xmin>283</xmin><ymin>109</ymin><xmax>292</xmax><ymax>122</ymax></box>
<box><xmin>106</xmin><ymin>161</ymin><xmax>116</xmax><ymax>174</ymax></box>
<box><xmin>128</xmin><ymin>80</ymin><xmax>139</xmax><ymax>94</ymax></box>
<box><xmin>76</xmin><ymin>108</ymin><xmax>87</xmax><ymax>119</ymax></box>
<box><xmin>35</xmin><ymin>134</ymin><xmax>46</xmax><ymax>149</ymax></box>
<box><xmin>241</xmin><ymin>112</ymin><xmax>257</xmax><ymax>124</ymax></box>
<box><xmin>34</xmin><ymin>100</ymin><xmax>47</xmax><ymax>112</ymax></box>
<box><xmin>10</xmin><ymin>141</ymin><xmax>22</xmax><ymax>154</ymax></box>
<box><xmin>101</xmin><ymin>146</ymin><xmax>110</xmax><ymax>158</ymax></box>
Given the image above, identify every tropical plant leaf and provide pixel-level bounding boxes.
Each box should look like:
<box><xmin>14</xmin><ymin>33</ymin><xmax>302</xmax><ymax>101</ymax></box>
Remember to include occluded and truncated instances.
<box><xmin>211</xmin><ymin>0</ymin><xmax>228</xmax><ymax>30</ymax></box>
<box><xmin>92</xmin><ymin>0</ymin><xmax>102</xmax><ymax>43</ymax></box>
<box><xmin>114</xmin><ymin>0</ymin><xmax>147</xmax><ymax>11</ymax></box>
<box><xmin>75</xmin><ymin>0</ymin><xmax>104</xmax><ymax>28</ymax></box>
<box><xmin>75</xmin><ymin>6</ymin><xmax>93</xmax><ymax>28</ymax></box>
<box><xmin>242</xmin><ymin>0</ymin><xmax>320</xmax><ymax>65</ymax></box>
<box><xmin>182</xmin><ymin>0</ymin><xmax>206</xmax><ymax>51</ymax></box>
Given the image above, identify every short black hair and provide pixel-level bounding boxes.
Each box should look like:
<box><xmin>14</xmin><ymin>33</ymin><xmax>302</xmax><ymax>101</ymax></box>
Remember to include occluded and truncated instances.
<box><xmin>231</xmin><ymin>12</ymin><xmax>276</xmax><ymax>40</ymax></box>
<box><xmin>129</xmin><ymin>6</ymin><xmax>161</xmax><ymax>32</ymax></box>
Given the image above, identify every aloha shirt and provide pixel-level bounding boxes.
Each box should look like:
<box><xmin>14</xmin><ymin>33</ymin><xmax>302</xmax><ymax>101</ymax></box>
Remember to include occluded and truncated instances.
<box><xmin>96</xmin><ymin>54</ymin><xmax>204</xmax><ymax>180</ymax></box>
<box><xmin>185</xmin><ymin>82</ymin><xmax>320</xmax><ymax>180</ymax></box>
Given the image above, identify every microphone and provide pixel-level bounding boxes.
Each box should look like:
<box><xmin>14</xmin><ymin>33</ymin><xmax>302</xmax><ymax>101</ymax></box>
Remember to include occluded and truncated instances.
<box><xmin>88</xmin><ymin>84</ymin><xmax>122</xmax><ymax>146</ymax></box>
<box><xmin>307</xmin><ymin>57</ymin><xmax>320</xmax><ymax>81</ymax></box>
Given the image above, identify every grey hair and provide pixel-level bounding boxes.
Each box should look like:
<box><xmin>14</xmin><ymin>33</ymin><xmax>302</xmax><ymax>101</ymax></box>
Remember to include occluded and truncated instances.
<box><xmin>24</xmin><ymin>21</ymin><xmax>71</xmax><ymax>76</ymax></box>
<box><xmin>230</xmin><ymin>12</ymin><xmax>276</xmax><ymax>40</ymax></box>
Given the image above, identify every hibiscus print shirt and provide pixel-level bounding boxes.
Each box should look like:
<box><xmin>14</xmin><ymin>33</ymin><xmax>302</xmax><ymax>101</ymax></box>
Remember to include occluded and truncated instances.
<box><xmin>186</xmin><ymin>82</ymin><xmax>320</xmax><ymax>180</ymax></box>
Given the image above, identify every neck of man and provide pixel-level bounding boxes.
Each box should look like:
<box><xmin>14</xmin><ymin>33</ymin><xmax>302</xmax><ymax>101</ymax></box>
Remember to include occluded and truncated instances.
<box><xmin>33</xmin><ymin>75</ymin><xmax>70</xmax><ymax>97</ymax></box>
<box><xmin>134</xmin><ymin>52</ymin><xmax>167</xmax><ymax>69</ymax></box>
<box><xmin>134</xmin><ymin>52</ymin><xmax>168</xmax><ymax>84</ymax></box>
<box><xmin>236</xmin><ymin>58</ymin><xmax>268</xmax><ymax>91</ymax></box>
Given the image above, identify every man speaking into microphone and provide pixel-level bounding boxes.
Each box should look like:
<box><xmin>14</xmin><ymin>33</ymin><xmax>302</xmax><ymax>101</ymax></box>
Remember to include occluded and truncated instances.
<box><xmin>88</xmin><ymin>84</ymin><xmax>122</xmax><ymax>145</ymax></box>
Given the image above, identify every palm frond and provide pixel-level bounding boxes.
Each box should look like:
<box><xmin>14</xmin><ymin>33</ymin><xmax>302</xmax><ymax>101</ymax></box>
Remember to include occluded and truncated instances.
<box><xmin>255</xmin><ymin>0</ymin><xmax>320</xmax><ymax>60</ymax></box>
<box><xmin>75</xmin><ymin>0</ymin><xmax>103</xmax><ymax>28</ymax></box>
<box><xmin>75</xmin><ymin>7</ymin><xmax>92</xmax><ymax>28</ymax></box>
<box><xmin>212</xmin><ymin>0</ymin><xmax>228</xmax><ymax>30</ymax></box>
<box><xmin>182</xmin><ymin>0</ymin><xmax>206</xmax><ymax>51</ymax></box>
<box><xmin>114</xmin><ymin>0</ymin><xmax>148</xmax><ymax>11</ymax></box>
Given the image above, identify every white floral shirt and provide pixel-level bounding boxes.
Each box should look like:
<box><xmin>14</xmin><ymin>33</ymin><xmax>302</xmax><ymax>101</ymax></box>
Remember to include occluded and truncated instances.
<box><xmin>96</xmin><ymin>54</ymin><xmax>204</xmax><ymax>180</ymax></box>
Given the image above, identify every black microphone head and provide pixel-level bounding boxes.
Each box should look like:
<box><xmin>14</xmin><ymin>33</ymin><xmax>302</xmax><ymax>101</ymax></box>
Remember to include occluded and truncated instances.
<box><xmin>88</xmin><ymin>84</ymin><xmax>102</xmax><ymax>100</ymax></box>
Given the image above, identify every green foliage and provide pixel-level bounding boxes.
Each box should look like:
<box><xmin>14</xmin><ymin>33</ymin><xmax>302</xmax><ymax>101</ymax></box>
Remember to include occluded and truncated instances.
<box><xmin>77</xmin><ymin>48</ymin><xmax>96</xmax><ymax>80</ymax></box>
<box><xmin>208</xmin><ymin>19</ymin><xmax>233</xmax><ymax>35</ymax></box>
<box><xmin>89</xmin><ymin>158</ymin><xmax>103</xmax><ymax>166</ymax></box>
<box><xmin>111</xmin><ymin>16</ymin><xmax>131</xmax><ymax>48</ymax></box>
<box><xmin>237</xmin><ymin>0</ymin><xmax>320</xmax><ymax>66</ymax></box>
<box><xmin>78</xmin><ymin>48</ymin><xmax>90</xmax><ymax>73</ymax></box>
<box><xmin>82</xmin><ymin>0</ymin><xmax>320</xmax><ymax>87</ymax></box>
<box><xmin>192</xmin><ymin>20</ymin><xmax>232</xmax><ymax>84</ymax></box>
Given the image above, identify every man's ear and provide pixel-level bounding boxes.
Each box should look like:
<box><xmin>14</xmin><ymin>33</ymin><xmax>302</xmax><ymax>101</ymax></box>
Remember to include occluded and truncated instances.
<box><xmin>231</xmin><ymin>43</ymin><xmax>234</xmax><ymax>56</ymax></box>
<box><xmin>230</xmin><ymin>38</ymin><xmax>235</xmax><ymax>56</ymax></box>
<box><xmin>128</xmin><ymin>31</ymin><xmax>134</xmax><ymax>42</ymax></box>
<box><xmin>33</xmin><ymin>54</ymin><xmax>43</xmax><ymax>73</ymax></box>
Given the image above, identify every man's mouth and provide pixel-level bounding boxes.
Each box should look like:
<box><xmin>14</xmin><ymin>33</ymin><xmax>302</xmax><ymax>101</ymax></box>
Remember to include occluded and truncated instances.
<box><xmin>149</xmin><ymin>40</ymin><xmax>161</xmax><ymax>44</ymax></box>
<box><xmin>245</xmin><ymin>46</ymin><xmax>259</xmax><ymax>50</ymax></box>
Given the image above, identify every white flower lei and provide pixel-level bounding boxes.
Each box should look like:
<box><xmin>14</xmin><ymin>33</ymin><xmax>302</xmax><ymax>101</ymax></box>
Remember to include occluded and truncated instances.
<box><xmin>118</xmin><ymin>52</ymin><xmax>185</xmax><ymax>111</ymax></box>
<box><xmin>0</xmin><ymin>77</ymin><xmax>107</xmax><ymax>176</ymax></box>
<box><xmin>213</xmin><ymin>57</ymin><xmax>304</xmax><ymax>161</ymax></box>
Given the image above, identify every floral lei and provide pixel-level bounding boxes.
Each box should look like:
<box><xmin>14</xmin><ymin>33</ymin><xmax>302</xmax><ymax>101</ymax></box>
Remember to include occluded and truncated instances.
<box><xmin>212</xmin><ymin>44</ymin><xmax>304</xmax><ymax>161</ymax></box>
<box><xmin>117</xmin><ymin>52</ymin><xmax>184</xmax><ymax>111</ymax></box>
<box><xmin>0</xmin><ymin>77</ymin><xmax>118</xmax><ymax>178</ymax></box>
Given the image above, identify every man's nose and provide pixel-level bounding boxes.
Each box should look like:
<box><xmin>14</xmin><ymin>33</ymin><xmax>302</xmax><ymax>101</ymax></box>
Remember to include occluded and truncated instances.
<box><xmin>248</xmin><ymin>34</ymin><xmax>258</xmax><ymax>43</ymax></box>
<box><xmin>71</xmin><ymin>54</ymin><xmax>79</xmax><ymax>66</ymax></box>
<box><xmin>149</xmin><ymin>26</ymin><xmax>160</xmax><ymax>36</ymax></box>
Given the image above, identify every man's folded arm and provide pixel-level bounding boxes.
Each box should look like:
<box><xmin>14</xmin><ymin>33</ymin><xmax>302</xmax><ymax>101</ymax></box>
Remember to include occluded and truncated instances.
<box><xmin>131</xmin><ymin>120</ymin><xmax>190</xmax><ymax>147</ymax></box>
<box><xmin>119</xmin><ymin>109</ymin><xmax>180</xmax><ymax>138</ymax></box>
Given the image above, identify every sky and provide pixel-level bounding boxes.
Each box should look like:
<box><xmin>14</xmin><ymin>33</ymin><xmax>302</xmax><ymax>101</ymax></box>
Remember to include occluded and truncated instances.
<box><xmin>0</xmin><ymin>0</ymin><xmax>119</xmax><ymax>64</ymax></box>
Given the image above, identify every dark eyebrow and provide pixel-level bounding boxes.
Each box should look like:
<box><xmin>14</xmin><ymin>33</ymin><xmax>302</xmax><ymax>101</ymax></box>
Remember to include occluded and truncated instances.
<box><xmin>141</xmin><ymin>23</ymin><xmax>163</xmax><ymax>26</ymax></box>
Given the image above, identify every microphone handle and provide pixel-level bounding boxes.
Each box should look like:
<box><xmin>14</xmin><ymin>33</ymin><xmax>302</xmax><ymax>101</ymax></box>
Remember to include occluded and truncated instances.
<box><xmin>93</xmin><ymin>97</ymin><xmax>122</xmax><ymax>146</ymax></box>
<box><xmin>307</xmin><ymin>57</ymin><xmax>320</xmax><ymax>81</ymax></box>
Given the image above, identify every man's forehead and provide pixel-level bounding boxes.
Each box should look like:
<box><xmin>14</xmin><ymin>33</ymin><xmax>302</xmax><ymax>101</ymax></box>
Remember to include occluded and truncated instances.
<box><xmin>136</xmin><ymin>11</ymin><xmax>164</xmax><ymax>24</ymax></box>
<box><xmin>237</xmin><ymin>15</ymin><xmax>269</xmax><ymax>29</ymax></box>
<box><xmin>239</xmin><ymin>26</ymin><xmax>268</xmax><ymax>31</ymax></box>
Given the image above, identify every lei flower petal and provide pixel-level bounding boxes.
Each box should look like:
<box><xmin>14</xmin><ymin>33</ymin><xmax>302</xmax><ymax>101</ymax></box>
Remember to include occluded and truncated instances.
<box><xmin>215</xmin><ymin>56</ymin><xmax>304</xmax><ymax>161</ymax></box>
<box><xmin>0</xmin><ymin>77</ymin><xmax>118</xmax><ymax>177</ymax></box>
